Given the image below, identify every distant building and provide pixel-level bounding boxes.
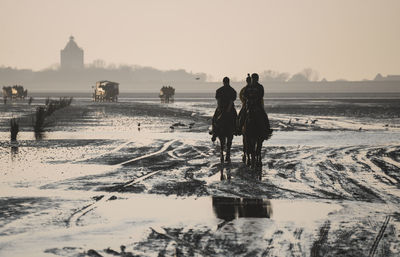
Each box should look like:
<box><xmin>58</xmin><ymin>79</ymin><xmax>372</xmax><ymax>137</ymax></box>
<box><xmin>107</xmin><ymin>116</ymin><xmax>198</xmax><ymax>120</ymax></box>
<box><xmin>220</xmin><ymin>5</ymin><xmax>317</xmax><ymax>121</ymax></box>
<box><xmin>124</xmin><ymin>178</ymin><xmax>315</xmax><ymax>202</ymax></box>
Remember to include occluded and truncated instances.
<box><xmin>60</xmin><ymin>36</ymin><xmax>84</xmax><ymax>70</ymax></box>
<box><xmin>374</xmin><ymin>73</ymin><xmax>400</xmax><ymax>81</ymax></box>
<box><xmin>386</xmin><ymin>75</ymin><xmax>400</xmax><ymax>81</ymax></box>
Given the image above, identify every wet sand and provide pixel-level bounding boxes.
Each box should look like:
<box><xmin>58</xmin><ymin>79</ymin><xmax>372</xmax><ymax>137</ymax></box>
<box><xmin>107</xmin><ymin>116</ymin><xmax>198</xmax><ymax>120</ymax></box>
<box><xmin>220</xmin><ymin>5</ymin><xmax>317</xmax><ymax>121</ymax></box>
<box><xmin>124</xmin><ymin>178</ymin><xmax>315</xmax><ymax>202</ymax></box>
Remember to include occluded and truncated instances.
<box><xmin>0</xmin><ymin>97</ymin><xmax>399</xmax><ymax>256</ymax></box>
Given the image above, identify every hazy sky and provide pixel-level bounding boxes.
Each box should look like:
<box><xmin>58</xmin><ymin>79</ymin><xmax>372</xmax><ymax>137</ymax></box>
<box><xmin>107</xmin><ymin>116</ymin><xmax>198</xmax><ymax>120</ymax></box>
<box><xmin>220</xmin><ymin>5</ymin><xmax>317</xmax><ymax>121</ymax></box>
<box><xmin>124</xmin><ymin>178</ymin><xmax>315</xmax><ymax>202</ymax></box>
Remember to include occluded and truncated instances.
<box><xmin>1</xmin><ymin>0</ymin><xmax>399</xmax><ymax>81</ymax></box>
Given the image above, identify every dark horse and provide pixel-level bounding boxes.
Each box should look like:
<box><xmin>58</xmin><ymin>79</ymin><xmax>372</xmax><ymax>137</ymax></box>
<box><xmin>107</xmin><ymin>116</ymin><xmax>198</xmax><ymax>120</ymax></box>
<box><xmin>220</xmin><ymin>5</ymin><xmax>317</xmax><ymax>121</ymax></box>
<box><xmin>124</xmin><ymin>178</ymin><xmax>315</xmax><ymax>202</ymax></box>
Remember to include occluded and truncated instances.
<box><xmin>242</xmin><ymin>99</ymin><xmax>272</xmax><ymax>174</ymax></box>
<box><xmin>214</xmin><ymin>108</ymin><xmax>236</xmax><ymax>179</ymax></box>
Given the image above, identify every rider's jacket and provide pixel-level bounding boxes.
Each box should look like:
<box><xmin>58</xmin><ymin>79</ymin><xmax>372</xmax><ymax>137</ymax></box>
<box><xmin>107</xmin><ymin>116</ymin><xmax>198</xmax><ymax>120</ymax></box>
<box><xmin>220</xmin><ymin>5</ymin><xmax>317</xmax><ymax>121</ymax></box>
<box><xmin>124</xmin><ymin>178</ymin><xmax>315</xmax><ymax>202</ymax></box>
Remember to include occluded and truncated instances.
<box><xmin>216</xmin><ymin>85</ymin><xmax>237</xmax><ymax>110</ymax></box>
<box><xmin>243</xmin><ymin>83</ymin><xmax>264</xmax><ymax>108</ymax></box>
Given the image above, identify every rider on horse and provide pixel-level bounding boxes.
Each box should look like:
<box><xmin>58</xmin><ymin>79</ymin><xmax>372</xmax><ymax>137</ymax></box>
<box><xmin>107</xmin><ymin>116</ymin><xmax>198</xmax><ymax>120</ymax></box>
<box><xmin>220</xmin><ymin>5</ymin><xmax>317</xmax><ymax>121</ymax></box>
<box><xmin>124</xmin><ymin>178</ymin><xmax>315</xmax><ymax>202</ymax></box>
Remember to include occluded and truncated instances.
<box><xmin>210</xmin><ymin>77</ymin><xmax>237</xmax><ymax>142</ymax></box>
<box><xmin>237</xmin><ymin>74</ymin><xmax>252</xmax><ymax>135</ymax></box>
<box><xmin>239</xmin><ymin>73</ymin><xmax>272</xmax><ymax>139</ymax></box>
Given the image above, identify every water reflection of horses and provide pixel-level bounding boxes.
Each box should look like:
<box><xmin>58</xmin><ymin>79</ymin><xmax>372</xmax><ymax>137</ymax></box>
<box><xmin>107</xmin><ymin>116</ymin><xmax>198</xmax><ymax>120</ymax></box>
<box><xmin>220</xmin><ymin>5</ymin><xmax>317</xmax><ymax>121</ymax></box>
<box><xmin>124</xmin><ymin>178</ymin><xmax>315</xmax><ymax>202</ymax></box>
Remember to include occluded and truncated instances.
<box><xmin>212</xmin><ymin>196</ymin><xmax>272</xmax><ymax>229</ymax></box>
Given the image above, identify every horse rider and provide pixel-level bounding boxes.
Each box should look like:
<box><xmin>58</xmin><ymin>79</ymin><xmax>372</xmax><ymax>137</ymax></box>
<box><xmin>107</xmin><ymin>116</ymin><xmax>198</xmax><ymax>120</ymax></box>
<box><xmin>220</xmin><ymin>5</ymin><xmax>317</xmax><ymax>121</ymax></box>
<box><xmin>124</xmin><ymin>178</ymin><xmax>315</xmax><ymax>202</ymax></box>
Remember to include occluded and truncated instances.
<box><xmin>241</xmin><ymin>73</ymin><xmax>272</xmax><ymax>139</ymax></box>
<box><xmin>210</xmin><ymin>77</ymin><xmax>237</xmax><ymax>141</ymax></box>
<box><xmin>236</xmin><ymin>74</ymin><xmax>252</xmax><ymax>135</ymax></box>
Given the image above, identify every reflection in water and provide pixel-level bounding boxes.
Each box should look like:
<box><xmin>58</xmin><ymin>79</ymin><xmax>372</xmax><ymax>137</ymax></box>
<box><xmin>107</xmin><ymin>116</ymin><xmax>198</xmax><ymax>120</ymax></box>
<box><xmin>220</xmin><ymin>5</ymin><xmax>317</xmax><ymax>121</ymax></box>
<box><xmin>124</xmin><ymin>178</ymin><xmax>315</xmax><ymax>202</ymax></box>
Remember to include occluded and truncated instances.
<box><xmin>10</xmin><ymin>144</ymin><xmax>19</xmax><ymax>160</ymax></box>
<box><xmin>34</xmin><ymin>131</ymin><xmax>46</xmax><ymax>140</ymax></box>
<box><xmin>212</xmin><ymin>197</ymin><xmax>272</xmax><ymax>222</ymax></box>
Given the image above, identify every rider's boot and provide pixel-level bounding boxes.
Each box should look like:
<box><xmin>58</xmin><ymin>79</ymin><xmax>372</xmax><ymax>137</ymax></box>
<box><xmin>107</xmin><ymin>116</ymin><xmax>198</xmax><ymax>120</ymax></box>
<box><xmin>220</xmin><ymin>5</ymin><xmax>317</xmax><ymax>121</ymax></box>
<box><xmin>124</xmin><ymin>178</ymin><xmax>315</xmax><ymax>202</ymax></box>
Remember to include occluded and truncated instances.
<box><xmin>210</xmin><ymin>124</ymin><xmax>217</xmax><ymax>142</ymax></box>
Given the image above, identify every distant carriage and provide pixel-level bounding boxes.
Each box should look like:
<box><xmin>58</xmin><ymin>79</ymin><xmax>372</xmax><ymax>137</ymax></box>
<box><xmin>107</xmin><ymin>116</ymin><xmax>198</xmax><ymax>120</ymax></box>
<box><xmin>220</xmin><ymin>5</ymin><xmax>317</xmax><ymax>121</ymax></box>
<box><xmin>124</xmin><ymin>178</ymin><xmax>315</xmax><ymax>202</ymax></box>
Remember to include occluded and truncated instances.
<box><xmin>2</xmin><ymin>85</ymin><xmax>28</xmax><ymax>100</ymax></box>
<box><xmin>159</xmin><ymin>86</ymin><xmax>175</xmax><ymax>103</ymax></box>
<box><xmin>93</xmin><ymin>81</ymin><xmax>119</xmax><ymax>102</ymax></box>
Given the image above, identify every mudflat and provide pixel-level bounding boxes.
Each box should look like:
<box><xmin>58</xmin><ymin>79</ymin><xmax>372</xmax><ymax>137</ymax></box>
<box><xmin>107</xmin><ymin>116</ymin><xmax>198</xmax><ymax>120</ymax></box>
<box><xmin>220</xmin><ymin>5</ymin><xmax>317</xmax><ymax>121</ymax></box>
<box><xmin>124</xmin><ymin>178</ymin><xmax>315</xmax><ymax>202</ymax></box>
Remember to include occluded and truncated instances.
<box><xmin>0</xmin><ymin>96</ymin><xmax>399</xmax><ymax>256</ymax></box>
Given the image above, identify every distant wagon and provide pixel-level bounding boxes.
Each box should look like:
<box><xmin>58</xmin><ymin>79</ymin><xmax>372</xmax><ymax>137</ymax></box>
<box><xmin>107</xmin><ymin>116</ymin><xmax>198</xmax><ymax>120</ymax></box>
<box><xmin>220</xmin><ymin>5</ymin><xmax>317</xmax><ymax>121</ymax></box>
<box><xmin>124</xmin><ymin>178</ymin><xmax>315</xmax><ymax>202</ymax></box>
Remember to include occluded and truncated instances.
<box><xmin>2</xmin><ymin>85</ymin><xmax>28</xmax><ymax>100</ymax></box>
<box><xmin>159</xmin><ymin>86</ymin><xmax>175</xmax><ymax>103</ymax></box>
<box><xmin>93</xmin><ymin>81</ymin><xmax>119</xmax><ymax>102</ymax></box>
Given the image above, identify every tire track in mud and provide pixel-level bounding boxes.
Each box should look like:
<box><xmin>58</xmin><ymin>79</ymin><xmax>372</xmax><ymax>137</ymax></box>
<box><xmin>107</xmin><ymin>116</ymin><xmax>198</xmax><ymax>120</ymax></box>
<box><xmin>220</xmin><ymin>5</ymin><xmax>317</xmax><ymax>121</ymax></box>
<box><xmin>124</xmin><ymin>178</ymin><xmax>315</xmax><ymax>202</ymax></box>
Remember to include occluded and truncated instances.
<box><xmin>368</xmin><ymin>215</ymin><xmax>391</xmax><ymax>257</ymax></box>
<box><xmin>72</xmin><ymin>138</ymin><xmax>136</xmax><ymax>164</ymax></box>
<box><xmin>310</xmin><ymin>221</ymin><xmax>331</xmax><ymax>257</ymax></box>
<box><xmin>66</xmin><ymin>139</ymin><xmax>400</xmax><ymax>227</ymax></box>
<box><xmin>150</xmin><ymin>227</ymin><xmax>214</xmax><ymax>256</ymax></box>
<box><xmin>116</xmin><ymin>139</ymin><xmax>178</xmax><ymax>166</ymax></box>
<box><xmin>67</xmin><ymin>195</ymin><xmax>107</xmax><ymax>227</ymax></box>
<box><xmin>263</xmin><ymin>144</ymin><xmax>400</xmax><ymax>203</ymax></box>
<box><xmin>66</xmin><ymin>139</ymin><xmax>179</xmax><ymax>227</ymax></box>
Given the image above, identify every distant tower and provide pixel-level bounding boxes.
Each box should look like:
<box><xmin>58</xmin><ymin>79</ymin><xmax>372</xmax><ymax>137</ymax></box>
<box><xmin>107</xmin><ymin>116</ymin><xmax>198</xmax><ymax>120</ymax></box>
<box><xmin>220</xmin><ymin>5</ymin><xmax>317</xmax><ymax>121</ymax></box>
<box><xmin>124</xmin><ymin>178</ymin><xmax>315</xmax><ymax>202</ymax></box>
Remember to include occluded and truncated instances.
<box><xmin>60</xmin><ymin>36</ymin><xmax>84</xmax><ymax>69</ymax></box>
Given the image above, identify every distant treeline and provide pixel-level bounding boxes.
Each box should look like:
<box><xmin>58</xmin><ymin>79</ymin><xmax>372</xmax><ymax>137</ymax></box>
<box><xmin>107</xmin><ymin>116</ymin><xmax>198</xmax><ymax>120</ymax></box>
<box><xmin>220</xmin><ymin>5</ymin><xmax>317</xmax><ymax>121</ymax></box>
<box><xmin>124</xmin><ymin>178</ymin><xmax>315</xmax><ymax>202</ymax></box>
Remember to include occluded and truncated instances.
<box><xmin>1</xmin><ymin>66</ymin><xmax>399</xmax><ymax>93</ymax></box>
<box><xmin>0</xmin><ymin>65</ymin><xmax>208</xmax><ymax>85</ymax></box>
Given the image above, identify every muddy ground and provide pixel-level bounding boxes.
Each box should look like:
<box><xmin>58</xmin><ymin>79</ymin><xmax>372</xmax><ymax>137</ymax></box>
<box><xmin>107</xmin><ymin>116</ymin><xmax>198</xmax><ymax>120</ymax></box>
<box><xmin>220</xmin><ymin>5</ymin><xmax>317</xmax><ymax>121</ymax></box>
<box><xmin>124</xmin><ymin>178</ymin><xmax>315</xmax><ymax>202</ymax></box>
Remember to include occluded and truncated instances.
<box><xmin>0</xmin><ymin>97</ymin><xmax>399</xmax><ymax>256</ymax></box>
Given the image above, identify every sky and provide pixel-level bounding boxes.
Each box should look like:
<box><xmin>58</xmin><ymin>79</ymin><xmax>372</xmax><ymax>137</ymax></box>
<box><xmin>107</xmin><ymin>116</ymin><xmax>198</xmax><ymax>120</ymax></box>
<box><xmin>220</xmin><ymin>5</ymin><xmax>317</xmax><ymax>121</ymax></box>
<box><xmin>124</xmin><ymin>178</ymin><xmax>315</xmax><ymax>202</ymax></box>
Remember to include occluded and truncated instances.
<box><xmin>0</xmin><ymin>0</ymin><xmax>399</xmax><ymax>81</ymax></box>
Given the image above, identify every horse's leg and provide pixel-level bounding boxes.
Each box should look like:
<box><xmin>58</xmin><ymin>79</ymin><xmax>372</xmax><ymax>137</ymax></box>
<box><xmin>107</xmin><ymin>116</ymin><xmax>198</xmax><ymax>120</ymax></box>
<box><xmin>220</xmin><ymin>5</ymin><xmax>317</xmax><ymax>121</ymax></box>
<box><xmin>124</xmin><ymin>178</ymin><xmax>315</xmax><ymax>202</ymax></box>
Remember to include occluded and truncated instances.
<box><xmin>225</xmin><ymin>135</ymin><xmax>233</xmax><ymax>163</ymax></box>
<box><xmin>219</xmin><ymin>136</ymin><xmax>225</xmax><ymax>164</ymax></box>
<box><xmin>246</xmin><ymin>138</ymin><xmax>252</xmax><ymax>167</ymax></box>
<box><xmin>219</xmin><ymin>136</ymin><xmax>226</xmax><ymax>180</ymax></box>
<box><xmin>242</xmin><ymin>135</ymin><xmax>246</xmax><ymax>164</ymax></box>
<box><xmin>256</xmin><ymin>138</ymin><xmax>264</xmax><ymax>178</ymax></box>
<box><xmin>250</xmin><ymin>138</ymin><xmax>256</xmax><ymax>170</ymax></box>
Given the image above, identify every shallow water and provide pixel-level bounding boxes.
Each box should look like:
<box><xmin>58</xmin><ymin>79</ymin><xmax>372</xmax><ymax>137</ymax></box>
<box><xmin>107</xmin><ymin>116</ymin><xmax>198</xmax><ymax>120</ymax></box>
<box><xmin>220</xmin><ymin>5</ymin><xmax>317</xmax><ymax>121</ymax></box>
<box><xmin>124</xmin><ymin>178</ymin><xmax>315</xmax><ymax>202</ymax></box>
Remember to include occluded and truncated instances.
<box><xmin>1</xmin><ymin>97</ymin><xmax>400</xmax><ymax>256</ymax></box>
<box><xmin>0</xmin><ymin>194</ymin><xmax>342</xmax><ymax>256</ymax></box>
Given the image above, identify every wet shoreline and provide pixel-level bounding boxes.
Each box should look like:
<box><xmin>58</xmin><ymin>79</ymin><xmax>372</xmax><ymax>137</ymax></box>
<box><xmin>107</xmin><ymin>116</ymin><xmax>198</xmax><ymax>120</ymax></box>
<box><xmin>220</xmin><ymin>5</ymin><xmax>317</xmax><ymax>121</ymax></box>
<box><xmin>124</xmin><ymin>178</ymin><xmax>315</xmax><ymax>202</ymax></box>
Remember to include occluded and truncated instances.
<box><xmin>1</xmin><ymin>98</ymin><xmax>400</xmax><ymax>256</ymax></box>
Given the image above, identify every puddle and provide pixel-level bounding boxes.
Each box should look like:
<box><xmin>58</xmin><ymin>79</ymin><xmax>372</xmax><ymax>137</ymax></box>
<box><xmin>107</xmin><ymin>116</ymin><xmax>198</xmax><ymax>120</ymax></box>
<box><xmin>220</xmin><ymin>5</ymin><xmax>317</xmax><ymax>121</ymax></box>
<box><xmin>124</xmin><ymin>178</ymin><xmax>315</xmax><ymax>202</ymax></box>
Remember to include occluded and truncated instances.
<box><xmin>84</xmin><ymin>195</ymin><xmax>341</xmax><ymax>226</ymax></box>
<box><xmin>212</xmin><ymin>197</ymin><xmax>272</xmax><ymax>221</ymax></box>
<box><xmin>0</xmin><ymin>194</ymin><xmax>343</xmax><ymax>256</ymax></box>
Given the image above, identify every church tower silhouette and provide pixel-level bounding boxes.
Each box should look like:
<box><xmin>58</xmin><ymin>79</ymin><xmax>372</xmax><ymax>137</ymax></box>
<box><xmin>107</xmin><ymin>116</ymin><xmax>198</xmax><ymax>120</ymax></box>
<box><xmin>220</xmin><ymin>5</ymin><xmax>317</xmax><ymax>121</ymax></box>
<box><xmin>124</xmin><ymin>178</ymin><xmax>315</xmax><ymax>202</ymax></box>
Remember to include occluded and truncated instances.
<box><xmin>60</xmin><ymin>36</ymin><xmax>84</xmax><ymax>70</ymax></box>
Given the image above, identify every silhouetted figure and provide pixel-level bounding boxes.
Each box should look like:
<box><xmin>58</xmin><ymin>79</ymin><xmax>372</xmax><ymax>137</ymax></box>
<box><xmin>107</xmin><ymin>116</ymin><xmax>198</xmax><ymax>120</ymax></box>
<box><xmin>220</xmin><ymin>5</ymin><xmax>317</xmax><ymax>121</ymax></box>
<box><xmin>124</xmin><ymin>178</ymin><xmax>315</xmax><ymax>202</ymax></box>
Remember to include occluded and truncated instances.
<box><xmin>28</xmin><ymin>97</ymin><xmax>33</xmax><ymax>105</ymax></box>
<box><xmin>210</xmin><ymin>77</ymin><xmax>237</xmax><ymax>142</ymax></box>
<box><xmin>242</xmin><ymin>73</ymin><xmax>271</xmax><ymax>139</ymax></box>
<box><xmin>210</xmin><ymin>77</ymin><xmax>237</xmax><ymax>171</ymax></box>
<box><xmin>237</xmin><ymin>74</ymin><xmax>252</xmax><ymax>136</ymax></box>
<box><xmin>241</xmin><ymin>73</ymin><xmax>273</xmax><ymax>171</ymax></box>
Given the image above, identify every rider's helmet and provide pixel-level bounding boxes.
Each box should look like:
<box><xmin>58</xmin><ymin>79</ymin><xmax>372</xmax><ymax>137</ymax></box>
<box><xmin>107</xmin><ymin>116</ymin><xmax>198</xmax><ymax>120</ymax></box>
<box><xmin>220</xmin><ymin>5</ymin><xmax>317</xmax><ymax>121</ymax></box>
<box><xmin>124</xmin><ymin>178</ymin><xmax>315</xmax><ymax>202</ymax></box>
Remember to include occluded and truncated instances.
<box><xmin>251</xmin><ymin>73</ymin><xmax>259</xmax><ymax>82</ymax></box>
<box><xmin>246</xmin><ymin>74</ymin><xmax>251</xmax><ymax>84</ymax></box>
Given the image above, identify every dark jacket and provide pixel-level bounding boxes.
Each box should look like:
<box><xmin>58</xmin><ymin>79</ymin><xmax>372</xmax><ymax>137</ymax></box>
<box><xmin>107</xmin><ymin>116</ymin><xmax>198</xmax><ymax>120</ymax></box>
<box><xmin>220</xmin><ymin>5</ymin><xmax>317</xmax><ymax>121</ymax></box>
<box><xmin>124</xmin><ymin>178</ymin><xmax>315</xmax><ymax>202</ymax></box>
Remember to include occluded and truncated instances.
<box><xmin>243</xmin><ymin>82</ymin><xmax>264</xmax><ymax>107</ymax></box>
<box><xmin>216</xmin><ymin>85</ymin><xmax>237</xmax><ymax>110</ymax></box>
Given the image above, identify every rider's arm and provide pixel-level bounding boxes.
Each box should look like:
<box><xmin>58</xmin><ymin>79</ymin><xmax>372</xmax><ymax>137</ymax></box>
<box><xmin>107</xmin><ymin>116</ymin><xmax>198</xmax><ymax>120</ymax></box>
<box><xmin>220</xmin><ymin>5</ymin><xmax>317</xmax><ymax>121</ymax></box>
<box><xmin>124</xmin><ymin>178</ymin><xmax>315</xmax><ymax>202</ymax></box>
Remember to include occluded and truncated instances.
<box><xmin>260</xmin><ymin>86</ymin><xmax>265</xmax><ymax>108</ymax></box>
<box><xmin>225</xmin><ymin>90</ymin><xmax>236</xmax><ymax>113</ymax></box>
